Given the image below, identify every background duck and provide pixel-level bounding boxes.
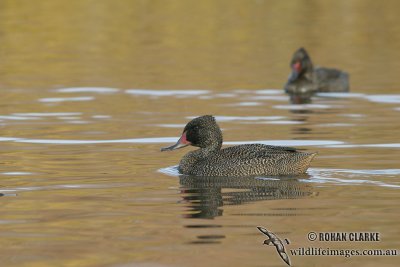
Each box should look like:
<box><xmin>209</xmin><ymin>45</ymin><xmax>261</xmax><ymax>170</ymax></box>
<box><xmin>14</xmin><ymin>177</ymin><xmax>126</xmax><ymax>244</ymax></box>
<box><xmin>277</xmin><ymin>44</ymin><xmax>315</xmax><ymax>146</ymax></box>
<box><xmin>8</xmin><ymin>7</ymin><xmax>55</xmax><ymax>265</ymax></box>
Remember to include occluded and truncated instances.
<box><xmin>284</xmin><ymin>47</ymin><xmax>349</xmax><ymax>102</ymax></box>
<box><xmin>161</xmin><ymin>115</ymin><xmax>317</xmax><ymax>176</ymax></box>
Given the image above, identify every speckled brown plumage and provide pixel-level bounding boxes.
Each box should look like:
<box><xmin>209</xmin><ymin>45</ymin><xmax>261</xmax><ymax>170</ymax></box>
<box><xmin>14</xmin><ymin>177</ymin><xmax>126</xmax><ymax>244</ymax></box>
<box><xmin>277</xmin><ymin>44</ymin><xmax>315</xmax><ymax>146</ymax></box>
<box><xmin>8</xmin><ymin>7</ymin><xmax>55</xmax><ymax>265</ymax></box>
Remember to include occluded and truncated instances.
<box><xmin>161</xmin><ymin>115</ymin><xmax>317</xmax><ymax>177</ymax></box>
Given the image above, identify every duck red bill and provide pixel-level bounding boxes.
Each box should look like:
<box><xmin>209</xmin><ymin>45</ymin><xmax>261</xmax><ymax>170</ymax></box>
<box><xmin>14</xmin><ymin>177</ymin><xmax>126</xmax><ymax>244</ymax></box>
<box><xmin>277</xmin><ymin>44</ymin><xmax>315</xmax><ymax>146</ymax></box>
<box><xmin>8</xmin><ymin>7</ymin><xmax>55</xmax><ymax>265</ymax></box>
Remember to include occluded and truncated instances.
<box><xmin>289</xmin><ymin>62</ymin><xmax>301</xmax><ymax>82</ymax></box>
<box><xmin>293</xmin><ymin>61</ymin><xmax>302</xmax><ymax>73</ymax></box>
<box><xmin>161</xmin><ymin>132</ymin><xmax>191</xmax><ymax>151</ymax></box>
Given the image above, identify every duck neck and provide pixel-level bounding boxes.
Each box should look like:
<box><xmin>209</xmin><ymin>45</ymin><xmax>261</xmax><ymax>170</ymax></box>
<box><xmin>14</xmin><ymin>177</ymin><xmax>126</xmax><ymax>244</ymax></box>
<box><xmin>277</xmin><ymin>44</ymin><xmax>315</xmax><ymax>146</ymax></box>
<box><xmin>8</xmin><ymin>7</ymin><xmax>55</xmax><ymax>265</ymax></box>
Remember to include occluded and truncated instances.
<box><xmin>179</xmin><ymin>142</ymin><xmax>221</xmax><ymax>175</ymax></box>
<box><xmin>302</xmin><ymin>59</ymin><xmax>314</xmax><ymax>81</ymax></box>
<box><xmin>197</xmin><ymin>128</ymin><xmax>223</xmax><ymax>155</ymax></box>
<box><xmin>198</xmin><ymin>142</ymin><xmax>221</xmax><ymax>156</ymax></box>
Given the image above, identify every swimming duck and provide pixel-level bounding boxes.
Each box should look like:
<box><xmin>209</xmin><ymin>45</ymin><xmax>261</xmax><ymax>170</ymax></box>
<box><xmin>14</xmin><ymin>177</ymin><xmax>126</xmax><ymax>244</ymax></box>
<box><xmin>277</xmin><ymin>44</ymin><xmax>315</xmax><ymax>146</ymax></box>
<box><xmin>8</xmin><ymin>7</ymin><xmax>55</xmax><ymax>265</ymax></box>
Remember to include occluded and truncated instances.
<box><xmin>284</xmin><ymin>47</ymin><xmax>349</xmax><ymax>100</ymax></box>
<box><xmin>161</xmin><ymin>115</ymin><xmax>316</xmax><ymax>176</ymax></box>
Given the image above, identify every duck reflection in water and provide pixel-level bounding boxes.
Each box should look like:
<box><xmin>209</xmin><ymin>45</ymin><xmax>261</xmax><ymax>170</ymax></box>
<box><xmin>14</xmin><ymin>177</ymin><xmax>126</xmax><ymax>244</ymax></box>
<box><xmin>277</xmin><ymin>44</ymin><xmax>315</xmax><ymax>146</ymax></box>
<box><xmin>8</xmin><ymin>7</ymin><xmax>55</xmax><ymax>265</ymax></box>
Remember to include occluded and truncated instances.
<box><xmin>179</xmin><ymin>174</ymin><xmax>317</xmax><ymax>219</ymax></box>
<box><xmin>284</xmin><ymin>47</ymin><xmax>349</xmax><ymax>104</ymax></box>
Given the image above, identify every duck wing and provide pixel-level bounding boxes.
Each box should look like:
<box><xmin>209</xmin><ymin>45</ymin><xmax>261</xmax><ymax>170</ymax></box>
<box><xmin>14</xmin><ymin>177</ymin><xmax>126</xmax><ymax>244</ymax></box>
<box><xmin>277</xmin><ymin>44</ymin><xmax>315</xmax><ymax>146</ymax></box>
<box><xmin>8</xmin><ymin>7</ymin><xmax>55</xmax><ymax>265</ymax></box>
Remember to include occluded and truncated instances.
<box><xmin>219</xmin><ymin>144</ymin><xmax>298</xmax><ymax>157</ymax></box>
<box><xmin>315</xmin><ymin>67</ymin><xmax>344</xmax><ymax>80</ymax></box>
<box><xmin>213</xmin><ymin>144</ymin><xmax>303</xmax><ymax>165</ymax></box>
<box><xmin>315</xmin><ymin>67</ymin><xmax>349</xmax><ymax>92</ymax></box>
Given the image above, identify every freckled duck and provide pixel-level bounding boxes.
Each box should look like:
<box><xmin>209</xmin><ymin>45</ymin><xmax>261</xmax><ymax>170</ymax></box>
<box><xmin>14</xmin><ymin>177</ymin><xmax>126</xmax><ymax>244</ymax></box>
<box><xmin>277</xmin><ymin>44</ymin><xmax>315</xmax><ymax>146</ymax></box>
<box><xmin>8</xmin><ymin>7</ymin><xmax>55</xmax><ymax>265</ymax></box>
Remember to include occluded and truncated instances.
<box><xmin>161</xmin><ymin>115</ymin><xmax>316</xmax><ymax>176</ymax></box>
<box><xmin>284</xmin><ymin>47</ymin><xmax>349</xmax><ymax>99</ymax></box>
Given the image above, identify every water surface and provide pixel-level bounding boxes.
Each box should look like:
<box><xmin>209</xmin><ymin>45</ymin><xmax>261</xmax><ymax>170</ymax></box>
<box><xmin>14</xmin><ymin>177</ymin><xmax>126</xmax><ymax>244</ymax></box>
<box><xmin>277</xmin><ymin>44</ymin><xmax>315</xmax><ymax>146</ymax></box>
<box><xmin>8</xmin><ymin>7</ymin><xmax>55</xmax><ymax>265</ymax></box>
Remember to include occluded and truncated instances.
<box><xmin>0</xmin><ymin>1</ymin><xmax>399</xmax><ymax>267</ymax></box>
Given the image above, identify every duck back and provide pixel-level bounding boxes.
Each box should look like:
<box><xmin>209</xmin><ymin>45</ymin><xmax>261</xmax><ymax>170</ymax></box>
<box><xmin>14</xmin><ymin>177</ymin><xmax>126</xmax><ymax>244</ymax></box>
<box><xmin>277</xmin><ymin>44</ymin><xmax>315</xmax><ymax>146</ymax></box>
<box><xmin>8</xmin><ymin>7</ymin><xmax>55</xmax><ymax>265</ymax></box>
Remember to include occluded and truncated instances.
<box><xmin>315</xmin><ymin>67</ymin><xmax>349</xmax><ymax>92</ymax></box>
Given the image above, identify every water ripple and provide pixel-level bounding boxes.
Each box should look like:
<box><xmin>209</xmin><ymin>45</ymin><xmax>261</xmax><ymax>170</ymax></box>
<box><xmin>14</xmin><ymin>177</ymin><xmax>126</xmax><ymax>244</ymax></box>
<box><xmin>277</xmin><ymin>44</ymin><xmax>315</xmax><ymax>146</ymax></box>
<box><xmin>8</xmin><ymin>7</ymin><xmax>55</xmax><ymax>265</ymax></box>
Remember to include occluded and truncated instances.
<box><xmin>155</xmin><ymin>124</ymin><xmax>186</xmax><ymax>128</ymax></box>
<box><xmin>263</xmin><ymin>120</ymin><xmax>304</xmax><ymax>125</ymax></box>
<box><xmin>1</xmin><ymin>172</ymin><xmax>33</xmax><ymax>176</ymax></box>
<box><xmin>55</xmin><ymin>87</ymin><xmax>120</xmax><ymax>93</ymax></box>
<box><xmin>306</xmin><ymin>168</ymin><xmax>400</xmax><ymax>188</ymax></box>
<box><xmin>13</xmin><ymin>112</ymin><xmax>82</xmax><ymax>117</ymax></box>
<box><xmin>125</xmin><ymin>89</ymin><xmax>210</xmax><ymax>96</ymax></box>
<box><xmin>0</xmin><ymin>137</ymin><xmax>398</xmax><ymax>149</ymax></box>
<box><xmin>0</xmin><ymin>137</ymin><xmax>346</xmax><ymax>146</ymax></box>
<box><xmin>255</xmin><ymin>89</ymin><xmax>283</xmax><ymax>95</ymax></box>
<box><xmin>159</xmin><ymin>167</ymin><xmax>400</xmax><ymax>189</ymax></box>
<box><xmin>0</xmin><ymin>115</ymin><xmax>41</xmax><ymax>120</ymax></box>
<box><xmin>39</xmin><ymin>96</ymin><xmax>95</xmax><ymax>103</ymax></box>
<box><xmin>316</xmin><ymin>92</ymin><xmax>365</xmax><ymax>98</ymax></box>
<box><xmin>326</xmin><ymin>143</ymin><xmax>400</xmax><ymax>148</ymax></box>
<box><xmin>364</xmin><ymin>94</ymin><xmax>400</xmax><ymax>104</ymax></box>
<box><xmin>249</xmin><ymin>95</ymin><xmax>288</xmax><ymax>101</ymax></box>
<box><xmin>274</xmin><ymin>104</ymin><xmax>336</xmax><ymax>110</ymax></box>
<box><xmin>158</xmin><ymin>165</ymin><xmax>179</xmax><ymax>177</ymax></box>
<box><xmin>187</xmin><ymin>115</ymin><xmax>286</xmax><ymax>122</ymax></box>
<box><xmin>0</xmin><ymin>183</ymin><xmax>142</xmax><ymax>193</ymax></box>
<box><xmin>10</xmin><ymin>137</ymin><xmax>178</xmax><ymax>144</ymax></box>
<box><xmin>233</xmin><ymin>102</ymin><xmax>261</xmax><ymax>106</ymax></box>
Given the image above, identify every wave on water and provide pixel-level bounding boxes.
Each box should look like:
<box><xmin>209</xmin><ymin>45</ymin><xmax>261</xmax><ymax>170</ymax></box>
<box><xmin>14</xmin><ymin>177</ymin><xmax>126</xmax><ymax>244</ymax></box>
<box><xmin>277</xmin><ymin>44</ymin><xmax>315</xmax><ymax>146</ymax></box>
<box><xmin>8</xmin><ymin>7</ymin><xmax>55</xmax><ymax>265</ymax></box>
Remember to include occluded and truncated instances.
<box><xmin>54</xmin><ymin>87</ymin><xmax>120</xmax><ymax>93</ymax></box>
<box><xmin>158</xmin><ymin>166</ymin><xmax>400</xmax><ymax>189</ymax></box>
<box><xmin>191</xmin><ymin>115</ymin><xmax>286</xmax><ymax>122</ymax></box>
<box><xmin>0</xmin><ymin>183</ymin><xmax>142</xmax><ymax>194</ymax></box>
<box><xmin>364</xmin><ymin>94</ymin><xmax>400</xmax><ymax>104</ymax></box>
<box><xmin>12</xmin><ymin>112</ymin><xmax>82</xmax><ymax>117</ymax></box>
<box><xmin>274</xmin><ymin>104</ymin><xmax>338</xmax><ymax>110</ymax></box>
<box><xmin>1</xmin><ymin>172</ymin><xmax>33</xmax><ymax>176</ymax></box>
<box><xmin>158</xmin><ymin>165</ymin><xmax>180</xmax><ymax>177</ymax></box>
<box><xmin>316</xmin><ymin>92</ymin><xmax>400</xmax><ymax>104</ymax></box>
<box><xmin>305</xmin><ymin>168</ymin><xmax>400</xmax><ymax>188</ymax></box>
<box><xmin>39</xmin><ymin>97</ymin><xmax>95</xmax><ymax>103</ymax></box>
<box><xmin>316</xmin><ymin>92</ymin><xmax>365</xmax><ymax>98</ymax></box>
<box><xmin>125</xmin><ymin>89</ymin><xmax>210</xmax><ymax>96</ymax></box>
<box><xmin>0</xmin><ymin>137</ymin><xmax>346</xmax><ymax>146</ymax></box>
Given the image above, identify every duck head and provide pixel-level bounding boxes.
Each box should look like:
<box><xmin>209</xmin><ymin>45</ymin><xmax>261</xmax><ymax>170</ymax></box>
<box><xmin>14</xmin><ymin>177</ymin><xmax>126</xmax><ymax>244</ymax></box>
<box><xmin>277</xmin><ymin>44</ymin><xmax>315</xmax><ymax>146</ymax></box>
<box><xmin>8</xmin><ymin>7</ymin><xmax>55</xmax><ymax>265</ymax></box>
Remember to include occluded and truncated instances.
<box><xmin>288</xmin><ymin>47</ymin><xmax>314</xmax><ymax>83</ymax></box>
<box><xmin>161</xmin><ymin>115</ymin><xmax>223</xmax><ymax>152</ymax></box>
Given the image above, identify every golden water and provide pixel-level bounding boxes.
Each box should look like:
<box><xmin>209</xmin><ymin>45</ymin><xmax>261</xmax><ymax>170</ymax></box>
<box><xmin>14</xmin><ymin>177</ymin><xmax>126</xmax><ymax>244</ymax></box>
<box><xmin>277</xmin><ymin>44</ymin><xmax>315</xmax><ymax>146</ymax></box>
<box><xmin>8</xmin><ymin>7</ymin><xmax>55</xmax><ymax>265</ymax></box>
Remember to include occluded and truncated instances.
<box><xmin>0</xmin><ymin>1</ymin><xmax>399</xmax><ymax>266</ymax></box>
